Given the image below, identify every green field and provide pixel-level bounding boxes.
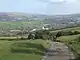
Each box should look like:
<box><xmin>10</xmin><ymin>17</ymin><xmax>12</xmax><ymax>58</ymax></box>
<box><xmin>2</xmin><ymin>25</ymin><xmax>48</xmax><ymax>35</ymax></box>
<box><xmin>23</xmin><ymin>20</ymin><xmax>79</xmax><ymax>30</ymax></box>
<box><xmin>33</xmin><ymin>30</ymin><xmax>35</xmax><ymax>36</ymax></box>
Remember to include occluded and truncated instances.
<box><xmin>0</xmin><ymin>39</ymin><xmax>51</xmax><ymax>60</ymax></box>
<box><xmin>51</xmin><ymin>27</ymin><xmax>80</xmax><ymax>33</ymax></box>
<box><xmin>0</xmin><ymin>21</ymin><xmax>44</xmax><ymax>31</ymax></box>
<box><xmin>0</xmin><ymin>37</ymin><xmax>27</xmax><ymax>40</ymax></box>
<box><xmin>57</xmin><ymin>34</ymin><xmax>80</xmax><ymax>42</ymax></box>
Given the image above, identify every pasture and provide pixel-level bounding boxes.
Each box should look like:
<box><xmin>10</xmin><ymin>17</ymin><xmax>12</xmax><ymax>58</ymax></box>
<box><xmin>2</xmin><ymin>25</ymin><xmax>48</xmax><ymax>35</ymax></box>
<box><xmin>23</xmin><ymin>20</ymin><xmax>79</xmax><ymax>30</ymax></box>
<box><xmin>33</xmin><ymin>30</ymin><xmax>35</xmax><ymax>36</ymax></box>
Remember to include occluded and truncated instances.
<box><xmin>0</xmin><ymin>39</ymin><xmax>51</xmax><ymax>60</ymax></box>
<box><xmin>57</xmin><ymin>34</ymin><xmax>80</xmax><ymax>42</ymax></box>
<box><xmin>50</xmin><ymin>27</ymin><xmax>80</xmax><ymax>33</ymax></box>
<box><xmin>0</xmin><ymin>21</ymin><xmax>43</xmax><ymax>31</ymax></box>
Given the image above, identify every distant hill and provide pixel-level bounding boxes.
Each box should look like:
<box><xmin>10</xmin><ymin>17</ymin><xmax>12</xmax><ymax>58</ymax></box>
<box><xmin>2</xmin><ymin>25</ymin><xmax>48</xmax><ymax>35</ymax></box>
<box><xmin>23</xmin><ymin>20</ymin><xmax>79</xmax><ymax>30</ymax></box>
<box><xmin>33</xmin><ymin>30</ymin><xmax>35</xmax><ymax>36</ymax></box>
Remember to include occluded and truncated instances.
<box><xmin>0</xmin><ymin>12</ymin><xmax>80</xmax><ymax>23</ymax></box>
<box><xmin>44</xmin><ymin>14</ymin><xmax>80</xmax><ymax>24</ymax></box>
<box><xmin>0</xmin><ymin>12</ymin><xmax>80</xmax><ymax>29</ymax></box>
<box><xmin>0</xmin><ymin>12</ymin><xmax>49</xmax><ymax>21</ymax></box>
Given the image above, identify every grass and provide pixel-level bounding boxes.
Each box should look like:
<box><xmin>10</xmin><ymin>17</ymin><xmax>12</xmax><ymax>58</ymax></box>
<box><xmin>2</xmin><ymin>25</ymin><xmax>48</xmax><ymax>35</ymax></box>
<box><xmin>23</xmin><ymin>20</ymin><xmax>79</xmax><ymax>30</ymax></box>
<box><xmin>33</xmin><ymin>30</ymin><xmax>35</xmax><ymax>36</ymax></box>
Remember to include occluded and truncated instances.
<box><xmin>57</xmin><ymin>34</ymin><xmax>80</xmax><ymax>42</ymax></box>
<box><xmin>0</xmin><ymin>37</ymin><xmax>27</xmax><ymax>40</ymax></box>
<box><xmin>50</xmin><ymin>27</ymin><xmax>80</xmax><ymax>33</ymax></box>
<box><xmin>0</xmin><ymin>39</ymin><xmax>51</xmax><ymax>60</ymax></box>
<box><xmin>1</xmin><ymin>54</ymin><xmax>41</xmax><ymax>60</ymax></box>
<box><xmin>68</xmin><ymin>42</ymin><xmax>80</xmax><ymax>58</ymax></box>
<box><xmin>0</xmin><ymin>21</ymin><xmax>44</xmax><ymax>31</ymax></box>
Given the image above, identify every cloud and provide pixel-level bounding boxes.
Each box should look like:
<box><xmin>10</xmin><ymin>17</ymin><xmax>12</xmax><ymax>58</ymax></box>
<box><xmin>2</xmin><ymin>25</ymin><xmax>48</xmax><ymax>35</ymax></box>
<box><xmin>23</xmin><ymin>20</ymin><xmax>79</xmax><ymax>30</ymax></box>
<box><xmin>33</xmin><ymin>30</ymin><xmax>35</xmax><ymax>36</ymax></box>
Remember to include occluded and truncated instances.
<box><xmin>38</xmin><ymin>0</ymin><xmax>64</xmax><ymax>3</ymax></box>
<box><xmin>38</xmin><ymin>0</ymin><xmax>79</xmax><ymax>4</ymax></box>
<box><xmin>34</xmin><ymin>0</ymin><xmax>80</xmax><ymax>14</ymax></box>
<box><xmin>65</xmin><ymin>0</ymin><xmax>78</xmax><ymax>3</ymax></box>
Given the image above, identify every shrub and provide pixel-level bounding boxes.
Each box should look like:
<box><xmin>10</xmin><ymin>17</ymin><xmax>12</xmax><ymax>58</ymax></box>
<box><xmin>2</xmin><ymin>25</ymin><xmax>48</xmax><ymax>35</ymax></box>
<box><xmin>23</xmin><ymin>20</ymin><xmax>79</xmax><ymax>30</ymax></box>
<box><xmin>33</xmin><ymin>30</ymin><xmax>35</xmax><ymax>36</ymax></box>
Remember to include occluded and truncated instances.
<box><xmin>76</xmin><ymin>36</ymin><xmax>80</xmax><ymax>42</ymax></box>
<box><xmin>56</xmin><ymin>31</ymin><xmax>62</xmax><ymax>37</ymax></box>
<box><xmin>73</xmin><ymin>31</ymin><xmax>80</xmax><ymax>35</ymax></box>
<box><xmin>56</xmin><ymin>31</ymin><xmax>73</xmax><ymax>37</ymax></box>
<box><xmin>35</xmin><ymin>32</ymin><xmax>42</xmax><ymax>39</ymax></box>
<box><xmin>31</xmin><ymin>30</ymin><xmax>50</xmax><ymax>39</ymax></box>
<box><xmin>20</xmin><ymin>37</ymin><xmax>26</xmax><ymax>40</ymax></box>
<box><xmin>42</xmin><ymin>34</ymin><xmax>49</xmax><ymax>40</ymax></box>
<box><xmin>27</xmin><ymin>33</ymin><xmax>35</xmax><ymax>39</ymax></box>
<box><xmin>68</xmin><ymin>41</ymin><xmax>73</xmax><ymax>44</ymax></box>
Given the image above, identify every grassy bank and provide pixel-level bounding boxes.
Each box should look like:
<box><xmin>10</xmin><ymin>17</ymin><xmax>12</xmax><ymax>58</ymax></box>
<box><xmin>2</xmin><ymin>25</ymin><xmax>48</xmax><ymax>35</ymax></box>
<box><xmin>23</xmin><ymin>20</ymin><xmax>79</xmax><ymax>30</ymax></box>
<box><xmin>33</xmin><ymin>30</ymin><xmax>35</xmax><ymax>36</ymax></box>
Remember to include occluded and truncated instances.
<box><xmin>0</xmin><ymin>37</ymin><xmax>27</xmax><ymax>40</ymax></box>
<box><xmin>57</xmin><ymin>34</ymin><xmax>80</xmax><ymax>43</ymax></box>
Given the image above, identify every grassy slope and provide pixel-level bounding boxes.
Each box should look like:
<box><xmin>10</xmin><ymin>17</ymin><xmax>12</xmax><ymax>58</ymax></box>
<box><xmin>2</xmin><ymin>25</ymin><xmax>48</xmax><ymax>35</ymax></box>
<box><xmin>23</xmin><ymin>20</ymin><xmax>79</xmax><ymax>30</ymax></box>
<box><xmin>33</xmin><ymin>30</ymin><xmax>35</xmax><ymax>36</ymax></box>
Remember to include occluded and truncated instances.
<box><xmin>0</xmin><ymin>40</ymin><xmax>51</xmax><ymax>60</ymax></box>
<box><xmin>57</xmin><ymin>34</ymin><xmax>80</xmax><ymax>42</ymax></box>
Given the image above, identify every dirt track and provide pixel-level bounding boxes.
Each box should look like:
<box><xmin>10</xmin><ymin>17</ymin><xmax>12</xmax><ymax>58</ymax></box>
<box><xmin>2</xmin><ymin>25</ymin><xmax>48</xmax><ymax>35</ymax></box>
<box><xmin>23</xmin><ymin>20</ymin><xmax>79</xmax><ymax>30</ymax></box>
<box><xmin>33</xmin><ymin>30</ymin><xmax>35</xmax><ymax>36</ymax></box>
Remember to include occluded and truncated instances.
<box><xmin>42</xmin><ymin>42</ymin><xmax>75</xmax><ymax>60</ymax></box>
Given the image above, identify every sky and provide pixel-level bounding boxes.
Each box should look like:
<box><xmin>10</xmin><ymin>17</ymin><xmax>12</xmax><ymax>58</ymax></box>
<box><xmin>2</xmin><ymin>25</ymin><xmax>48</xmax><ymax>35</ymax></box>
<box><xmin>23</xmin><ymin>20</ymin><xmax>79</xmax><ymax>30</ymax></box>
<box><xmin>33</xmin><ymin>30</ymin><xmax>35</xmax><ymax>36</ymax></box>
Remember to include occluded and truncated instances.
<box><xmin>0</xmin><ymin>0</ymin><xmax>80</xmax><ymax>15</ymax></box>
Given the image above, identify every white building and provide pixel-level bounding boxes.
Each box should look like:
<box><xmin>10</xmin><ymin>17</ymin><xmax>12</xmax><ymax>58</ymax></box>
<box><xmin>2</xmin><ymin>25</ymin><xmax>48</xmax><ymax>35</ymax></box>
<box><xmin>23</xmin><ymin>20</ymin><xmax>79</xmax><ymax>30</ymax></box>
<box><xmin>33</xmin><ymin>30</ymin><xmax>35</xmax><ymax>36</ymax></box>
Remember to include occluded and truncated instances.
<box><xmin>30</xmin><ymin>29</ymin><xmax>36</xmax><ymax>32</ymax></box>
<box><xmin>42</xmin><ymin>27</ymin><xmax>49</xmax><ymax>30</ymax></box>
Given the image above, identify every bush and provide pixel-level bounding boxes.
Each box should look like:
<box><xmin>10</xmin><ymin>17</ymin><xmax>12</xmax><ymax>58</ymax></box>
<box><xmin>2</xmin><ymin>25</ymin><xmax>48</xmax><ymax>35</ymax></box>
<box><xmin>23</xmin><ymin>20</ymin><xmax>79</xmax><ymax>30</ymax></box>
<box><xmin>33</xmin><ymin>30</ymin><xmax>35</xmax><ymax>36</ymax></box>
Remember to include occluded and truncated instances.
<box><xmin>27</xmin><ymin>33</ymin><xmax>35</xmax><ymax>39</ymax></box>
<box><xmin>28</xmin><ymin>30</ymin><xmax>50</xmax><ymax>40</ymax></box>
<box><xmin>56</xmin><ymin>31</ymin><xmax>62</xmax><ymax>37</ymax></box>
<box><xmin>42</xmin><ymin>35</ymin><xmax>49</xmax><ymax>40</ymax></box>
<box><xmin>56</xmin><ymin>31</ymin><xmax>73</xmax><ymax>37</ymax></box>
<box><xmin>73</xmin><ymin>31</ymin><xmax>80</xmax><ymax>35</ymax></box>
<box><xmin>35</xmin><ymin>32</ymin><xmax>43</xmax><ymax>39</ymax></box>
<box><xmin>76</xmin><ymin>36</ymin><xmax>80</xmax><ymax>42</ymax></box>
<box><xmin>20</xmin><ymin>37</ymin><xmax>26</xmax><ymax>40</ymax></box>
<box><xmin>68</xmin><ymin>41</ymin><xmax>73</xmax><ymax>44</ymax></box>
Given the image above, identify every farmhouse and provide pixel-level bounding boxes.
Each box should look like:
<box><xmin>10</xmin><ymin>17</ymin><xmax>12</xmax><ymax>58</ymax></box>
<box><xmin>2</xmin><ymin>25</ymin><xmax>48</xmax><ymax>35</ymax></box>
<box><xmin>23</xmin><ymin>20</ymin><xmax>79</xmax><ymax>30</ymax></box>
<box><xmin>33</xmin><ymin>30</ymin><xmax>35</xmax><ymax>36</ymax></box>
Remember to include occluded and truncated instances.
<box><xmin>42</xmin><ymin>27</ymin><xmax>49</xmax><ymax>30</ymax></box>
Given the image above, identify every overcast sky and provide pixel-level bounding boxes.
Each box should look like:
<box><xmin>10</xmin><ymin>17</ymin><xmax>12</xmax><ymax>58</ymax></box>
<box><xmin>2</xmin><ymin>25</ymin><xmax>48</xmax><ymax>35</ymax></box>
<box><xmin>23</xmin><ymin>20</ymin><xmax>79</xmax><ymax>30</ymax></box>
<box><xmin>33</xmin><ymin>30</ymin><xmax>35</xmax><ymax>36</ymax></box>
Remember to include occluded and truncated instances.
<box><xmin>0</xmin><ymin>0</ymin><xmax>80</xmax><ymax>15</ymax></box>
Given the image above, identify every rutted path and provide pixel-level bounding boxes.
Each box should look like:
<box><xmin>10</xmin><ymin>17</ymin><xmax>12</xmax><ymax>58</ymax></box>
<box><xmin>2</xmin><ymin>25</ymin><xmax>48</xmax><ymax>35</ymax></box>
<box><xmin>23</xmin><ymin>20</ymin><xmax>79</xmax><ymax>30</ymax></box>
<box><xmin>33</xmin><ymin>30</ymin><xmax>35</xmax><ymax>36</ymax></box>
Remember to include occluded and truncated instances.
<box><xmin>42</xmin><ymin>42</ymin><xmax>75</xmax><ymax>60</ymax></box>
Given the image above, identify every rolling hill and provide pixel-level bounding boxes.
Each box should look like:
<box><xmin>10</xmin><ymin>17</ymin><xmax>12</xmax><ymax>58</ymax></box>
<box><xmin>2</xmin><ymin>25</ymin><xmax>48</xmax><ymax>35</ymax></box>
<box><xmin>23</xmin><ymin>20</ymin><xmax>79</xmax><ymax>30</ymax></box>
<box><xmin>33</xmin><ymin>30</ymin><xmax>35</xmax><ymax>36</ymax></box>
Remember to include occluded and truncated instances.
<box><xmin>0</xmin><ymin>12</ymin><xmax>80</xmax><ymax>29</ymax></box>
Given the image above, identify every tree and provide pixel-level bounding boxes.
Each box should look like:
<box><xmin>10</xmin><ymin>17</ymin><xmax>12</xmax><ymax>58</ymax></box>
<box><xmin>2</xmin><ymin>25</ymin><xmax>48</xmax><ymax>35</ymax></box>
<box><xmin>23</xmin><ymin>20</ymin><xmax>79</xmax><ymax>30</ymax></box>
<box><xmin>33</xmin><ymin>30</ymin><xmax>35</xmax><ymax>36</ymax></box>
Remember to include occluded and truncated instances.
<box><xmin>28</xmin><ymin>33</ymin><xmax>35</xmax><ymax>40</ymax></box>
<box><xmin>35</xmin><ymin>32</ymin><xmax>42</xmax><ymax>39</ymax></box>
<box><xmin>56</xmin><ymin>31</ymin><xmax>62</xmax><ymax>37</ymax></box>
<box><xmin>73</xmin><ymin>31</ymin><xmax>80</xmax><ymax>35</ymax></box>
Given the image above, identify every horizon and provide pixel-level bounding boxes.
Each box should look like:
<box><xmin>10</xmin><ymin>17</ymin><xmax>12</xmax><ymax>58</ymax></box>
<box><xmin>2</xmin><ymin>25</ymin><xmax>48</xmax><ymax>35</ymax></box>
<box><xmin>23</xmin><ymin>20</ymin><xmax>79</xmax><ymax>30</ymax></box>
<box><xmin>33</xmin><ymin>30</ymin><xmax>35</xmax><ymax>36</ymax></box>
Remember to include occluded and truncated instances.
<box><xmin>0</xmin><ymin>12</ymin><xmax>80</xmax><ymax>15</ymax></box>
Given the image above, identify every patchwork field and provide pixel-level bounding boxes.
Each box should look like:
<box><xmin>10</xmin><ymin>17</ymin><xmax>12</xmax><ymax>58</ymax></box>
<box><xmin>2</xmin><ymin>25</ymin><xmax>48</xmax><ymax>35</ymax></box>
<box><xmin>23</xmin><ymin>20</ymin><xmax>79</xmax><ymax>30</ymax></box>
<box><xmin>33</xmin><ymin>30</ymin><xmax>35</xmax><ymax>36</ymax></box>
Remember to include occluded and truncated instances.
<box><xmin>0</xmin><ymin>39</ymin><xmax>51</xmax><ymax>60</ymax></box>
<box><xmin>0</xmin><ymin>21</ymin><xmax>43</xmax><ymax>31</ymax></box>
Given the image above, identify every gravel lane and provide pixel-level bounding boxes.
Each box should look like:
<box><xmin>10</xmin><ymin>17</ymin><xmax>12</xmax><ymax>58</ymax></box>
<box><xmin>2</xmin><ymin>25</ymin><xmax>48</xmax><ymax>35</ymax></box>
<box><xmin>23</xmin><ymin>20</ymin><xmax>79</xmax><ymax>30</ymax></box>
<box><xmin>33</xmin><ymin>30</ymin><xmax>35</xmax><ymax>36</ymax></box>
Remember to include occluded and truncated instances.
<box><xmin>42</xmin><ymin>42</ymin><xmax>75</xmax><ymax>60</ymax></box>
